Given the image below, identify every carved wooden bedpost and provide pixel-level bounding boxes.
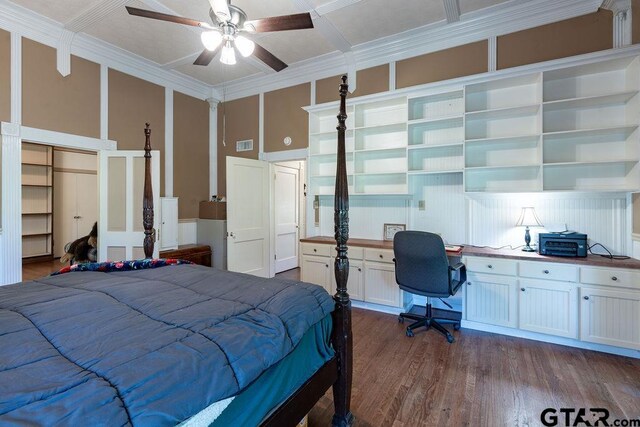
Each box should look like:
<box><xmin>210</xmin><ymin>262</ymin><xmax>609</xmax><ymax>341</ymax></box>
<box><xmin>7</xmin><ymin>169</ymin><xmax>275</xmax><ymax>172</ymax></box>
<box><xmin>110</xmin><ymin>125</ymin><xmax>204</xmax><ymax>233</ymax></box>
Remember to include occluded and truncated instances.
<box><xmin>331</xmin><ymin>75</ymin><xmax>354</xmax><ymax>427</ymax></box>
<box><xmin>143</xmin><ymin>123</ymin><xmax>154</xmax><ymax>258</ymax></box>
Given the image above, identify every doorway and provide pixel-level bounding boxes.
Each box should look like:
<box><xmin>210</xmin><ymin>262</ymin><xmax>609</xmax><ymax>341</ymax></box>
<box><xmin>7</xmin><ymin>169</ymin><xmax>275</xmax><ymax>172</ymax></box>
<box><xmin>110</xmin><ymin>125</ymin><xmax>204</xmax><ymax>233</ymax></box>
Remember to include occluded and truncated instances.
<box><xmin>21</xmin><ymin>143</ymin><xmax>98</xmax><ymax>279</ymax></box>
<box><xmin>273</xmin><ymin>160</ymin><xmax>305</xmax><ymax>274</ymax></box>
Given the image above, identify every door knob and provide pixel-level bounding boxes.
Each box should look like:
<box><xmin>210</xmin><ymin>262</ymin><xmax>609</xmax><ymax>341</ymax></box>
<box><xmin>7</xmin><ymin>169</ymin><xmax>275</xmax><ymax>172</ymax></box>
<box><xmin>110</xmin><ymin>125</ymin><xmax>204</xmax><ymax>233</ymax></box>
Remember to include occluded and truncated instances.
<box><xmin>229</xmin><ymin>232</ymin><xmax>235</xmax><ymax>238</ymax></box>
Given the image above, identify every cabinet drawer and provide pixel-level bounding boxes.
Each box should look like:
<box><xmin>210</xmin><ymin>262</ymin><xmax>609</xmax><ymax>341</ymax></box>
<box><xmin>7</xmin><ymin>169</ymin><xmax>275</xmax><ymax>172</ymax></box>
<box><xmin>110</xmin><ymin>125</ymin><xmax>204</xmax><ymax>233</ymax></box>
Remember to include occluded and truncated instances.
<box><xmin>519</xmin><ymin>261</ymin><xmax>577</xmax><ymax>282</ymax></box>
<box><xmin>580</xmin><ymin>267</ymin><xmax>640</xmax><ymax>290</ymax></box>
<box><xmin>301</xmin><ymin>243</ymin><xmax>331</xmax><ymax>257</ymax></box>
<box><xmin>465</xmin><ymin>257</ymin><xmax>517</xmax><ymax>276</ymax></box>
<box><xmin>331</xmin><ymin>246</ymin><xmax>364</xmax><ymax>260</ymax></box>
<box><xmin>364</xmin><ymin>248</ymin><xmax>395</xmax><ymax>264</ymax></box>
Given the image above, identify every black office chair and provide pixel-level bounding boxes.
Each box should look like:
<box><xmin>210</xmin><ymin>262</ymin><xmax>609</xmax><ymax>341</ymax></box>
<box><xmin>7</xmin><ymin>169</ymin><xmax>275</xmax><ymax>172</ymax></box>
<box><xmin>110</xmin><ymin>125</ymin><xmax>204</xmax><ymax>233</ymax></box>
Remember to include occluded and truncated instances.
<box><xmin>393</xmin><ymin>231</ymin><xmax>466</xmax><ymax>343</ymax></box>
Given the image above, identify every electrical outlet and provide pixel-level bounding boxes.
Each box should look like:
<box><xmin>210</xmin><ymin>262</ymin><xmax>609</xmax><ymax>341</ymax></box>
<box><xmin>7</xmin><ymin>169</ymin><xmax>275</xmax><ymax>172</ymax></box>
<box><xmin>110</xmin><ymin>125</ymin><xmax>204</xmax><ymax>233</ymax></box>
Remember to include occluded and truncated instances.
<box><xmin>418</xmin><ymin>200</ymin><xmax>425</xmax><ymax>210</ymax></box>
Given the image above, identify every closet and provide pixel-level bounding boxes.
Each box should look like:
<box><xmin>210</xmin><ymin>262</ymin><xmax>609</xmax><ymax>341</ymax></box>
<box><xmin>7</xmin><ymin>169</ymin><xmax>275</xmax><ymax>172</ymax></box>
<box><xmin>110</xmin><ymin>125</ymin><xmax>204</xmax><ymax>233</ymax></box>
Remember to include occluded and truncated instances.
<box><xmin>53</xmin><ymin>150</ymin><xmax>98</xmax><ymax>258</ymax></box>
<box><xmin>21</xmin><ymin>143</ymin><xmax>53</xmax><ymax>260</ymax></box>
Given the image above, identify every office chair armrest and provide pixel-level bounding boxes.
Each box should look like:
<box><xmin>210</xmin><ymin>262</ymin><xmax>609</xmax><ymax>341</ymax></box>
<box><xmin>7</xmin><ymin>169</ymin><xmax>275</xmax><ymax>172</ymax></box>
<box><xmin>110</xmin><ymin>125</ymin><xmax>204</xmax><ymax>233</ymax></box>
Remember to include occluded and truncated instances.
<box><xmin>448</xmin><ymin>263</ymin><xmax>467</xmax><ymax>294</ymax></box>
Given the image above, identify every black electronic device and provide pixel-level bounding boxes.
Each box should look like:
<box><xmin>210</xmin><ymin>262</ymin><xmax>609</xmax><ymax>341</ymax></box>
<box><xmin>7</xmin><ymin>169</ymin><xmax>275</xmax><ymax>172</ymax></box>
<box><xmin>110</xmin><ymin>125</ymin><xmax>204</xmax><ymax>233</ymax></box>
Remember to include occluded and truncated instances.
<box><xmin>538</xmin><ymin>232</ymin><xmax>587</xmax><ymax>257</ymax></box>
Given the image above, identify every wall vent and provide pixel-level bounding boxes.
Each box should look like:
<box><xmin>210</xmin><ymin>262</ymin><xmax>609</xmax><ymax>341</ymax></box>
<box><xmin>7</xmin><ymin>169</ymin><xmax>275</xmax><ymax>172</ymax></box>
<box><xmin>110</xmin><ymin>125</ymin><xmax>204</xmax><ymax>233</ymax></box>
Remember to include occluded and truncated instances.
<box><xmin>236</xmin><ymin>139</ymin><xmax>253</xmax><ymax>152</ymax></box>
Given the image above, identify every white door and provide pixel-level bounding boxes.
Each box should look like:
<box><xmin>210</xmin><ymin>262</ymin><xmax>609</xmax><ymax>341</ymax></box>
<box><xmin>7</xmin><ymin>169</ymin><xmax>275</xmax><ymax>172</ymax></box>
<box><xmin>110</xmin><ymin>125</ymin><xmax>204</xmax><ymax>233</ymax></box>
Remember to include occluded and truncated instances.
<box><xmin>160</xmin><ymin>197</ymin><xmax>179</xmax><ymax>250</ymax></box>
<box><xmin>53</xmin><ymin>171</ymin><xmax>77</xmax><ymax>257</ymax></box>
<box><xmin>98</xmin><ymin>150</ymin><xmax>160</xmax><ymax>261</ymax></box>
<box><xmin>76</xmin><ymin>173</ymin><xmax>98</xmax><ymax>246</ymax></box>
<box><xmin>273</xmin><ymin>165</ymin><xmax>299</xmax><ymax>273</ymax></box>
<box><xmin>226</xmin><ymin>156</ymin><xmax>270</xmax><ymax>277</ymax></box>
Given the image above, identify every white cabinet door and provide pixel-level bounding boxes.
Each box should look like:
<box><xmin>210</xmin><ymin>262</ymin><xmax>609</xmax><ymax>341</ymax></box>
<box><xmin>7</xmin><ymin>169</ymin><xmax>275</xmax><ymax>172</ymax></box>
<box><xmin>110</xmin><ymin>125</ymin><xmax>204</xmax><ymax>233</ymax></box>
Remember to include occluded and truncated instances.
<box><xmin>465</xmin><ymin>272</ymin><xmax>518</xmax><ymax>328</ymax></box>
<box><xmin>519</xmin><ymin>279</ymin><xmax>578</xmax><ymax>338</ymax></box>
<box><xmin>364</xmin><ymin>262</ymin><xmax>400</xmax><ymax>307</ymax></box>
<box><xmin>580</xmin><ymin>287</ymin><xmax>640</xmax><ymax>350</ymax></box>
<box><xmin>330</xmin><ymin>259</ymin><xmax>364</xmax><ymax>301</ymax></box>
<box><xmin>301</xmin><ymin>255</ymin><xmax>331</xmax><ymax>294</ymax></box>
<box><xmin>159</xmin><ymin>197</ymin><xmax>179</xmax><ymax>250</ymax></box>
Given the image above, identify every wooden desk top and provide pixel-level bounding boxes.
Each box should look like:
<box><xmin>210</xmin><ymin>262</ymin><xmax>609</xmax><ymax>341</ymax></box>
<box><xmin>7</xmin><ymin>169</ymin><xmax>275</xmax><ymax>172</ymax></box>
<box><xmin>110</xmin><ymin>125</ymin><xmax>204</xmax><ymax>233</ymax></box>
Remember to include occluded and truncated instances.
<box><xmin>300</xmin><ymin>236</ymin><xmax>640</xmax><ymax>270</ymax></box>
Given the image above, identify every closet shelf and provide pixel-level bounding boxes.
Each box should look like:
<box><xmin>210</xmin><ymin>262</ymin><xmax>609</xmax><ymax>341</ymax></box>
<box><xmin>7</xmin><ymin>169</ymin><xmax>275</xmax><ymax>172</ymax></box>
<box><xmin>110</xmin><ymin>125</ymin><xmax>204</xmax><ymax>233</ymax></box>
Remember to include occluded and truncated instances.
<box><xmin>407</xmin><ymin>142</ymin><xmax>463</xmax><ymax>150</ymax></box>
<box><xmin>408</xmin><ymin>169</ymin><xmax>462</xmax><ymax>175</ymax></box>
<box><xmin>407</xmin><ymin>115</ymin><xmax>463</xmax><ymax>127</ymax></box>
<box><xmin>465</xmin><ymin>134</ymin><xmax>540</xmax><ymax>145</ymax></box>
<box><xmin>542</xmin><ymin>125</ymin><xmax>638</xmax><ymax>139</ymax></box>
<box><xmin>543</xmin><ymin>159</ymin><xmax>639</xmax><ymax>167</ymax></box>
<box><xmin>465</xmin><ymin>104</ymin><xmax>540</xmax><ymax>119</ymax></box>
<box><xmin>22</xmin><ymin>162</ymin><xmax>53</xmax><ymax>167</ymax></box>
<box><xmin>465</xmin><ymin>164</ymin><xmax>540</xmax><ymax>171</ymax></box>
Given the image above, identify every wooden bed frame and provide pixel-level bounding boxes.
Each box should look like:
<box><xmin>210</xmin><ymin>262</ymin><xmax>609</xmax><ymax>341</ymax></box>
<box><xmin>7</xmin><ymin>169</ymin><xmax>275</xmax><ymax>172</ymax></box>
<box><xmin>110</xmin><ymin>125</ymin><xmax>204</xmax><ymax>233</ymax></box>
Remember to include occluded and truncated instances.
<box><xmin>141</xmin><ymin>76</ymin><xmax>354</xmax><ymax>426</ymax></box>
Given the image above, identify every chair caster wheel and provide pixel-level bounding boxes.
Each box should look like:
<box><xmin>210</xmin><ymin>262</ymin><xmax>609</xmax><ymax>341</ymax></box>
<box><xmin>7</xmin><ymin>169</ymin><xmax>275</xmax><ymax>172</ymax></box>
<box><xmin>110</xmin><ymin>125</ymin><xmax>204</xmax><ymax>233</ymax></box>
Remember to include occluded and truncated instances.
<box><xmin>453</xmin><ymin>323</ymin><xmax>461</xmax><ymax>331</ymax></box>
<box><xmin>406</xmin><ymin>328</ymin><xmax>414</xmax><ymax>337</ymax></box>
<box><xmin>398</xmin><ymin>316</ymin><xmax>404</xmax><ymax>324</ymax></box>
<box><xmin>446</xmin><ymin>334</ymin><xmax>454</xmax><ymax>343</ymax></box>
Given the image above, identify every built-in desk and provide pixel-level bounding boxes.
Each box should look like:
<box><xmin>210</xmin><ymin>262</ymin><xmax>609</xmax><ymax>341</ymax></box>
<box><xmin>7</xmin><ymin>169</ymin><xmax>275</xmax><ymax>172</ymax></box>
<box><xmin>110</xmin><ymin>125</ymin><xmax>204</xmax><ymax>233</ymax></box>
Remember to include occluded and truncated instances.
<box><xmin>300</xmin><ymin>237</ymin><xmax>640</xmax><ymax>357</ymax></box>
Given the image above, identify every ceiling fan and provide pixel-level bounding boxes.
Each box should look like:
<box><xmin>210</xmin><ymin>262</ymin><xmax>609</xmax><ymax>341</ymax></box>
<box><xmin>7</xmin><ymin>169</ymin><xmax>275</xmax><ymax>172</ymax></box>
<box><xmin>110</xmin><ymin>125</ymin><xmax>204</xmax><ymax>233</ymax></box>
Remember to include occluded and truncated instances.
<box><xmin>126</xmin><ymin>0</ymin><xmax>313</xmax><ymax>72</ymax></box>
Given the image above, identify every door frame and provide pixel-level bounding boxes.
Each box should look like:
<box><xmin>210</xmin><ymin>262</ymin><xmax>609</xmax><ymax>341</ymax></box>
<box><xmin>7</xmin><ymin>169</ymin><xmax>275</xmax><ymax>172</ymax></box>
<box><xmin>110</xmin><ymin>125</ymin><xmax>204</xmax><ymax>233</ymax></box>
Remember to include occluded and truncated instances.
<box><xmin>8</xmin><ymin>126</ymin><xmax>115</xmax><ymax>282</ymax></box>
<box><xmin>268</xmin><ymin>158</ymin><xmax>306</xmax><ymax>277</ymax></box>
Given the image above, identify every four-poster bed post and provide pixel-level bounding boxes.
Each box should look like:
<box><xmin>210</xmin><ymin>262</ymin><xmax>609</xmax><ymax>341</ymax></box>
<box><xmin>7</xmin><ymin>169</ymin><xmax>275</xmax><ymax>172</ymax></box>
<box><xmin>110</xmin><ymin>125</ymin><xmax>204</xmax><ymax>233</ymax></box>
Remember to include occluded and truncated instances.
<box><xmin>143</xmin><ymin>123</ymin><xmax>154</xmax><ymax>258</ymax></box>
<box><xmin>331</xmin><ymin>75</ymin><xmax>354</xmax><ymax>427</ymax></box>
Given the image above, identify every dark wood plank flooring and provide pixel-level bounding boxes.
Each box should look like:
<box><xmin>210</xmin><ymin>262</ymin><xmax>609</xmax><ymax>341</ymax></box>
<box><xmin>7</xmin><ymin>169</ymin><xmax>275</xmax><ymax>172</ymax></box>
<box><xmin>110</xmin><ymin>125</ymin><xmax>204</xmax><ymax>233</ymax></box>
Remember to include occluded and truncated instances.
<box><xmin>22</xmin><ymin>259</ymin><xmax>64</xmax><ymax>281</ymax></box>
<box><xmin>308</xmin><ymin>308</ymin><xmax>640</xmax><ymax>426</ymax></box>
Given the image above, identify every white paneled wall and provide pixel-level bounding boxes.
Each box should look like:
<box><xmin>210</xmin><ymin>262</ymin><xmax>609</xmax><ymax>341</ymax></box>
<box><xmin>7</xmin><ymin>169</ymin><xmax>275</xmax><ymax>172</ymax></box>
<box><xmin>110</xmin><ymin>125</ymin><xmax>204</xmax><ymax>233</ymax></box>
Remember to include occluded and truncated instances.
<box><xmin>468</xmin><ymin>194</ymin><xmax>628</xmax><ymax>254</ymax></box>
<box><xmin>409</xmin><ymin>173</ymin><xmax>465</xmax><ymax>245</ymax></box>
<box><xmin>318</xmin><ymin>197</ymin><xmax>409</xmax><ymax>240</ymax></box>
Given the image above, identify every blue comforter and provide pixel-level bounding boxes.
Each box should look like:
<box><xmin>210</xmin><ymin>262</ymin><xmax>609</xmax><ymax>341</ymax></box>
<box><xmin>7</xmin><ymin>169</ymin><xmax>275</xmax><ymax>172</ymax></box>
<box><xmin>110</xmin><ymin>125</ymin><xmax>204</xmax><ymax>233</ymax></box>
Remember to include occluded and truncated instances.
<box><xmin>0</xmin><ymin>264</ymin><xmax>334</xmax><ymax>426</ymax></box>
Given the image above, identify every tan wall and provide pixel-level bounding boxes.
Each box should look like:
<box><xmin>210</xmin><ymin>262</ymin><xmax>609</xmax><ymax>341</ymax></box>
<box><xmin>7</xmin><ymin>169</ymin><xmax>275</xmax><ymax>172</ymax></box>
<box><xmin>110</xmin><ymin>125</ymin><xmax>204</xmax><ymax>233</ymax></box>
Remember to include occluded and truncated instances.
<box><xmin>264</xmin><ymin>83</ymin><xmax>310</xmax><ymax>153</ymax></box>
<box><xmin>0</xmin><ymin>29</ymin><xmax>9</xmax><ymax>123</ymax></box>
<box><xmin>316</xmin><ymin>65</ymin><xmax>389</xmax><ymax>104</ymax></box>
<box><xmin>634</xmin><ymin>0</ymin><xmax>640</xmax><ymax>44</ymax></box>
<box><xmin>396</xmin><ymin>41</ymin><xmax>488</xmax><ymax>89</ymax></box>
<box><xmin>497</xmin><ymin>10</ymin><xmax>613</xmax><ymax>70</ymax></box>
<box><xmin>22</xmin><ymin>38</ymin><xmax>100</xmax><ymax>138</ymax></box>
<box><xmin>108</xmin><ymin>69</ymin><xmax>165</xmax><ymax>196</ymax></box>
<box><xmin>217</xmin><ymin>95</ymin><xmax>259</xmax><ymax>197</ymax></box>
<box><xmin>173</xmin><ymin>91</ymin><xmax>209</xmax><ymax>219</ymax></box>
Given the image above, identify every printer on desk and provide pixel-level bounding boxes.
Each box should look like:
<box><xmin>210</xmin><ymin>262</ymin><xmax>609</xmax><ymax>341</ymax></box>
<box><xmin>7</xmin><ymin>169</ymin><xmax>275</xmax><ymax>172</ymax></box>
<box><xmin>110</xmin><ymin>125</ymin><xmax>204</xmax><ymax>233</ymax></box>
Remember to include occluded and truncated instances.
<box><xmin>538</xmin><ymin>231</ymin><xmax>588</xmax><ymax>257</ymax></box>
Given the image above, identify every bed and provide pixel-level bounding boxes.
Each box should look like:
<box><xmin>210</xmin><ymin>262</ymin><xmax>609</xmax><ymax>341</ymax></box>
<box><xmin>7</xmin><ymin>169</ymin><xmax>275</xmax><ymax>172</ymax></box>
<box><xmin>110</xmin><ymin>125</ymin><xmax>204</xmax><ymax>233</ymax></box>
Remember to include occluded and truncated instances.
<box><xmin>0</xmin><ymin>76</ymin><xmax>354</xmax><ymax>426</ymax></box>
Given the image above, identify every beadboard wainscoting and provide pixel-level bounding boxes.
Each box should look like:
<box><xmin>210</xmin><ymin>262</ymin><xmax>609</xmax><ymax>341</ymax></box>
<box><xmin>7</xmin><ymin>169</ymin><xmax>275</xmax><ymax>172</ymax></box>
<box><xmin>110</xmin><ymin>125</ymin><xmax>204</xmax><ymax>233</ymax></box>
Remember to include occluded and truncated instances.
<box><xmin>467</xmin><ymin>193</ymin><xmax>629</xmax><ymax>254</ymax></box>
<box><xmin>178</xmin><ymin>219</ymin><xmax>198</xmax><ymax>246</ymax></box>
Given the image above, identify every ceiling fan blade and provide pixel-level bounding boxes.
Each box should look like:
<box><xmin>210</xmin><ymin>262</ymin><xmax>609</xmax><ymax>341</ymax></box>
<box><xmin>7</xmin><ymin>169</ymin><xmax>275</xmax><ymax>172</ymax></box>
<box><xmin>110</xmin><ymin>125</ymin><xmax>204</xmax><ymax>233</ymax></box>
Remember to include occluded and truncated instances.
<box><xmin>208</xmin><ymin>0</ymin><xmax>231</xmax><ymax>21</ymax></box>
<box><xmin>193</xmin><ymin>46</ymin><xmax>221</xmax><ymax>66</ymax></box>
<box><xmin>125</xmin><ymin>6</ymin><xmax>209</xmax><ymax>28</ymax></box>
<box><xmin>253</xmin><ymin>43</ymin><xmax>287</xmax><ymax>72</ymax></box>
<box><xmin>244</xmin><ymin>13</ymin><xmax>313</xmax><ymax>32</ymax></box>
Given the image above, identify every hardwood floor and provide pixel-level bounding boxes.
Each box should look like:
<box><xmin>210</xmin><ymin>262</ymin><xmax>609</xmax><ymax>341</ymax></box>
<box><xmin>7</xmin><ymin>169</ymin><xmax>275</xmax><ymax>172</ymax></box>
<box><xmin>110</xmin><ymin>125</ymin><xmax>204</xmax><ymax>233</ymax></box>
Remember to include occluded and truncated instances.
<box><xmin>22</xmin><ymin>259</ymin><xmax>64</xmax><ymax>281</ymax></box>
<box><xmin>308</xmin><ymin>309</ymin><xmax>640</xmax><ymax>427</ymax></box>
<box><xmin>275</xmin><ymin>267</ymin><xmax>301</xmax><ymax>281</ymax></box>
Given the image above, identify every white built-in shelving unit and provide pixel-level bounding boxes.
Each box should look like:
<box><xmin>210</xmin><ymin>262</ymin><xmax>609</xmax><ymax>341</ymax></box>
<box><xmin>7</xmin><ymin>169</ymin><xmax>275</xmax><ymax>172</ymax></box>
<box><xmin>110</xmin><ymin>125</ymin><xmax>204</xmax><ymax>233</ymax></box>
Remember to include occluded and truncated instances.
<box><xmin>306</xmin><ymin>54</ymin><xmax>640</xmax><ymax>197</ymax></box>
<box><xmin>21</xmin><ymin>143</ymin><xmax>54</xmax><ymax>259</ymax></box>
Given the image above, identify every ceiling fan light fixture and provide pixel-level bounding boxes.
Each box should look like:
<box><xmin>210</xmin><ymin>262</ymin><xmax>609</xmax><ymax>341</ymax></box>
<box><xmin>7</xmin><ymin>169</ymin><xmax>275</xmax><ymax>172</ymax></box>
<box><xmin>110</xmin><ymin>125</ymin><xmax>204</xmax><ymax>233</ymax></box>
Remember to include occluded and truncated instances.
<box><xmin>243</xmin><ymin>22</ymin><xmax>256</xmax><ymax>33</ymax></box>
<box><xmin>220</xmin><ymin>41</ymin><xmax>236</xmax><ymax>65</ymax></box>
<box><xmin>201</xmin><ymin>31</ymin><xmax>223</xmax><ymax>51</ymax></box>
<box><xmin>235</xmin><ymin>35</ymin><xmax>255</xmax><ymax>57</ymax></box>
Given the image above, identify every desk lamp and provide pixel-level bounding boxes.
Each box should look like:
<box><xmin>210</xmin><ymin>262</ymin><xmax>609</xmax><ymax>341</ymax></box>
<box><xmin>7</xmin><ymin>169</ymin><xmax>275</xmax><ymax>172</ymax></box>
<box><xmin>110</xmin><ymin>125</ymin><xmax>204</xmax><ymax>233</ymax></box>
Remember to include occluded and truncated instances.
<box><xmin>515</xmin><ymin>207</ymin><xmax>543</xmax><ymax>252</ymax></box>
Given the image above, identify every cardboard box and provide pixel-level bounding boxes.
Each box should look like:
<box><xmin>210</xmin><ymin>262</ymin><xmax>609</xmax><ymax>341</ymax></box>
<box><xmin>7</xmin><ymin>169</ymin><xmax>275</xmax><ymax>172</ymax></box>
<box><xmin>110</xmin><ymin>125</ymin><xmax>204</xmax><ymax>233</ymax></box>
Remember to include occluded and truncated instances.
<box><xmin>199</xmin><ymin>201</ymin><xmax>227</xmax><ymax>220</ymax></box>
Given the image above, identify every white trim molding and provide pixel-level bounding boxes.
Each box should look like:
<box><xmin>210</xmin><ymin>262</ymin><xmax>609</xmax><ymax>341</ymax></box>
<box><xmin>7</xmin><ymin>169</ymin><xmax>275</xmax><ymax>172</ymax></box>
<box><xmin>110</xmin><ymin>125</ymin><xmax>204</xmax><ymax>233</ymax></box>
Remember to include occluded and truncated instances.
<box><xmin>488</xmin><ymin>36</ymin><xmax>497</xmax><ymax>72</ymax></box>
<box><xmin>262</xmin><ymin>148</ymin><xmax>309</xmax><ymax>163</ymax></box>
<box><xmin>0</xmin><ymin>125</ymin><xmax>22</xmax><ymax>285</ymax></box>
<box><xmin>207</xmin><ymin>97</ymin><xmax>219</xmax><ymax>197</ymax></box>
<box><xmin>602</xmin><ymin>0</ymin><xmax>633</xmax><ymax>48</ymax></box>
<box><xmin>56</xmin><ymin>29</ymin><xmax>75</xmax><ymax>77</ymax></box>
<box><xmin>165</xmin><ymin>88</ymin><xmax>174</xmax><ymax>197</ymax></box>
<box><xmin>20</xmin><ymin>127</ymin><xmax>117</xmax><ymax>151</ymax></box>
<box><xmin>215</xmin><ymin>0</ymin><xmax>601</xmax><ymax>100</ymax></box>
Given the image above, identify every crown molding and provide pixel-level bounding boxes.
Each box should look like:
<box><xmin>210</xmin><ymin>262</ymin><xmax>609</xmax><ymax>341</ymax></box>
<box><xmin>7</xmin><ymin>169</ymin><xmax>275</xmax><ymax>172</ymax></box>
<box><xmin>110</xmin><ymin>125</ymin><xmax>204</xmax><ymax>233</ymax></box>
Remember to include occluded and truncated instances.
<box><xmin>215</xmin><ymin>0</ymin><xmax>601</xmax><ymax>100</ymax></box>
<box><xmin>0</xmin><ymin>0</ymin><xmax>211</xmax><ymax>100</ymax></box>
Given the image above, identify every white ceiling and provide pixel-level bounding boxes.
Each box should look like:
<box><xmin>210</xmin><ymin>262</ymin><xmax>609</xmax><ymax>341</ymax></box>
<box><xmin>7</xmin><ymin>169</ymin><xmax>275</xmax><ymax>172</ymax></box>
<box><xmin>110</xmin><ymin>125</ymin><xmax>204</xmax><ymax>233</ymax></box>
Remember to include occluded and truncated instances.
<box><xmin>10</xmin><ymin>0</ymin><xmax>515</xmax><ymax>87</ymax></box>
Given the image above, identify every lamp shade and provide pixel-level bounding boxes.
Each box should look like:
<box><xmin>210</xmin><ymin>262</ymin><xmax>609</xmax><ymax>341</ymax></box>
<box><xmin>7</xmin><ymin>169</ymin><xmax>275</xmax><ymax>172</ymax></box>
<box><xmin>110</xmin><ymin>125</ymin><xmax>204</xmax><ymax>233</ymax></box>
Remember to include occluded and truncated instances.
<box><xmin>515</xmin><ymin>207</ymin><xmax>543</xmax><ymax>227</ymax></box>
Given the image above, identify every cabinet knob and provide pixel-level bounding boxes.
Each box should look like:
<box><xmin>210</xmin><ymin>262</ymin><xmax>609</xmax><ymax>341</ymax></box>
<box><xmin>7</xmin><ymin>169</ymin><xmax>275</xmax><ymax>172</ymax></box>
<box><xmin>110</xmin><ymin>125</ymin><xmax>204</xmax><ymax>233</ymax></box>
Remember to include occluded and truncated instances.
<box><xmin>467</xmin><ymin>282</ymin><xmax>472</xmax><ymax>286</ymax></box>
<box><xmin>325</xmin><ymin>264</ymin><xmax>329</xmax><ymax>268</ymax></box>
<box><xmin>543</xmin><ymin>270</ymin><xmax>549</xmax><ymax>274</ymax></box>
<box><xmin>487</xmin><ymin>264</ymin><xmax>493</xmax><ymax>269</ymax></box>
<box><xmin>379</xmin><ymin>254</ymin><xmax>383</xmax><ymax>259</ymax></box>
<box><xmin>313</xmin><ymin>248</ymin><xmax>317</xmax><ymax>252</ymax></box>
<box><xmin>611</xmin><ymin>276</ymin><xmax>618</xmax><ymax>281</ymax></box>
<box><xmin>358</xmin><ymin>267</ymin><xmax>362</xmax><ymax>272</ymax></box>
<box><xmin>583</xmin><ymin>296</ymin><xmax>590</xmax><ymax>300</ymax></box>
<box><xmin>521</xmin><ymin>288</ymin><xmax>526</xmax><ymax>292</ymax></box>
